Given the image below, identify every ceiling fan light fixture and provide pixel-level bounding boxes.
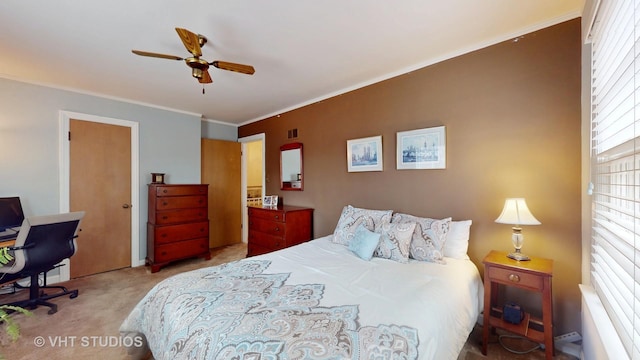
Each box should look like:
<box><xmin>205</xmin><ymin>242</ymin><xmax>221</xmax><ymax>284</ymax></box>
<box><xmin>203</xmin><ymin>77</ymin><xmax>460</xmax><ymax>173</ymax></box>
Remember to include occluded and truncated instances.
<box><xmin>132</xmin><ymin>28</ymin><xmax>254</xmax><ymax>89</ymax></box>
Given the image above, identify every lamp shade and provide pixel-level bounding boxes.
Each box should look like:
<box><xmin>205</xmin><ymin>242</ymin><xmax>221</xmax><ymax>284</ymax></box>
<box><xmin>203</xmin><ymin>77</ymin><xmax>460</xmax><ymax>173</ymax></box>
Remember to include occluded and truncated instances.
<box><xmin>495</xmin><ymin>198</ymin><xmax>541</xmax><ymax>226</ymax></box>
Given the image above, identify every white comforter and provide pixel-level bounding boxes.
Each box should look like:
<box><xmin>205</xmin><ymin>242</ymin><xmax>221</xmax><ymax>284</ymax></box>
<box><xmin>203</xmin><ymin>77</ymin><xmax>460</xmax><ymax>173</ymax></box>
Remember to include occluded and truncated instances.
<box><xmin>120</xmin><ymin>235</ymin><xmax>483</xmax><ymax>360</ymax></box>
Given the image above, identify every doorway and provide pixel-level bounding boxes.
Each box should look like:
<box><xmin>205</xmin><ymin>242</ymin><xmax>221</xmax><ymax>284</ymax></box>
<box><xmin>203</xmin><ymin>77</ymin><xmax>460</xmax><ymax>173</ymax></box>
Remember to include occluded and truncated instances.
<box><xmin>58</xmin><ymin>111</ymin><xmax>140</xmax><ymax>281</ymax></box>
<box><xmin>239</xmin><ymin>134</ymin><xmax>265</xmax><ymax>243</ymax></box>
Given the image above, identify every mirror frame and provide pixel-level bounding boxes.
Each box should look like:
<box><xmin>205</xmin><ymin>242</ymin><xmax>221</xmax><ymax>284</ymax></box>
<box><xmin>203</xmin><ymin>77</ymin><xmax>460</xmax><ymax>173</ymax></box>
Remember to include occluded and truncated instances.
<box><xmin>280</xmin><ymin>142</ymin><xmax>303</xmax><ymax>191</ymax></box>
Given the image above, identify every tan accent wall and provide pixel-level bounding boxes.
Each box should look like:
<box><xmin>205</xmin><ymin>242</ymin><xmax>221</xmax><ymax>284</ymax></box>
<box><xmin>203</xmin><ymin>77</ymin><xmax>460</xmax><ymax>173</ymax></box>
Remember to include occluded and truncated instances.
<box><xmin>240</xmin><ymin>19</ymin><xmax>581</xmax><ymax>335</ymax></box>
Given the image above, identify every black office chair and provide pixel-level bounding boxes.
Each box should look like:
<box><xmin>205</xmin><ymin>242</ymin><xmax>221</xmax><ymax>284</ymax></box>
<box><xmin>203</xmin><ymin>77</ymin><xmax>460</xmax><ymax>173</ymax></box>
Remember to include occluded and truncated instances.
<box><xmin>0</xmin><ymin>211</ymin><xmax>85</xmax><ymax>314</ymax></box>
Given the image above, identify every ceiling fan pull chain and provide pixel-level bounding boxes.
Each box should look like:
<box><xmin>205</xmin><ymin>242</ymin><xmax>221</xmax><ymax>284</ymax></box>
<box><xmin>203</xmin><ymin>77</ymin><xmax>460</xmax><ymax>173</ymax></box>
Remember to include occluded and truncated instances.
<box><xmin>202</xmin><ymin>85</ymin><xmax>205</xmax><ymax>95</ymax></box>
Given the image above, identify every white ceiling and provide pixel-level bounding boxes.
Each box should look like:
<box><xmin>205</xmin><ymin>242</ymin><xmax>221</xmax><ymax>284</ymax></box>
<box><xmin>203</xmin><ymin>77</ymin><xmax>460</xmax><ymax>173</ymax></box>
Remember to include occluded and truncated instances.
<box><xmin>0</xmin><ymin>1</ymin><xmax>584</xmax><ymax>126</ymax></box>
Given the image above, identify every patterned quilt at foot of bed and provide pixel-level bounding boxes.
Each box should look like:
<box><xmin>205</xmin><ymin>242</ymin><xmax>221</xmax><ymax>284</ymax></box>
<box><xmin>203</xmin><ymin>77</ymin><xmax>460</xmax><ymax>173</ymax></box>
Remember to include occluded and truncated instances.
<box><xmin>120</xmin><ymin>260</ymin><xmax>419</xmax><ymax>360</ymax></box>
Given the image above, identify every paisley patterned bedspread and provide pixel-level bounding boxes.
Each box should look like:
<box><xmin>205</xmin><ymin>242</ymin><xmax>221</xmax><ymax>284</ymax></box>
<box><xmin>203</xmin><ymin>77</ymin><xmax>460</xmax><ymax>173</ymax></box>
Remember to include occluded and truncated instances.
<box><xmin>120</xmin><ymin>236</ymin><xmax>483</xmax><ymax>360</ymax></box>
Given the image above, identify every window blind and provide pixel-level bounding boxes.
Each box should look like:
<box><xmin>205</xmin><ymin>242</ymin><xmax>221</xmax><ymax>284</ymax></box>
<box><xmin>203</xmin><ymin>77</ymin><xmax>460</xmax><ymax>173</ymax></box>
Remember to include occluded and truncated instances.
<box><xmin>590</xmin><ymin>0</ymin><xmax>640</xmax><ymax>357</ymax></box>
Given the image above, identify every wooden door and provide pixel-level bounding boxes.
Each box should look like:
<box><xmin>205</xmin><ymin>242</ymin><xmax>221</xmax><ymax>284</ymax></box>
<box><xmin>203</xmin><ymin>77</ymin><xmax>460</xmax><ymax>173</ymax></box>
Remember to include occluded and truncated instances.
<box><xmin>69</xmin><ymin>119</ymin><xmax>131</xmax><ymax>278</ymax></box>
<box><xmin>201</xmin><ymin>139</ymin><xmax>241</xmax><ymax>248</ymax></box>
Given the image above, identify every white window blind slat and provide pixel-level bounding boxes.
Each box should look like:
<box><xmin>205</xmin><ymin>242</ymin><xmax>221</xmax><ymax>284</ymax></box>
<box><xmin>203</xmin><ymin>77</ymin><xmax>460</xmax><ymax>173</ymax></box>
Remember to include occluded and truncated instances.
<box><xmin>593</xmin><ymin>270</ymin><xmax>634</xmax><ymax>351</ymax></box>
<box><xmin>590</xmin><ymin>0</ymin><xmax>640</xmax><ymax>357</ymax></box>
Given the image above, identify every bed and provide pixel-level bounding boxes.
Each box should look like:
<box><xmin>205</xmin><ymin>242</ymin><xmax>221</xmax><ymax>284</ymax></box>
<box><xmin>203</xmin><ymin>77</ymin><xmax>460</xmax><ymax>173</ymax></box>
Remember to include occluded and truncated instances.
<box><xmin>120</xmin><ymin>206</ymin><xmax>483</xmax><ymax>359</ymax></box>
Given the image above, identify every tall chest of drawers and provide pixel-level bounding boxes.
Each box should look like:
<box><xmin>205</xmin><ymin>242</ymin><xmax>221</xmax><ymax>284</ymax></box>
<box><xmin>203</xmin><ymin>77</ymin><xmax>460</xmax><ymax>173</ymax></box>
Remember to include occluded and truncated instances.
<box><xmin>147</xmin><ymin>184</ymin><xmax>210</xmax><ymax>272</ymax></box>
<box><xmin>247</xmin><ymin>205</ymin><xmax>314</xmax><ymax>257</ymax></box>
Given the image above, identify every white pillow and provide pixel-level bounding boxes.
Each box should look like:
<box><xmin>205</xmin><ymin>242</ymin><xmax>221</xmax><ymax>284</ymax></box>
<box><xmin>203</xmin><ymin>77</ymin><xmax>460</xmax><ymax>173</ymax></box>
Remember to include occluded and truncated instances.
<box><xmin>444</xmin><ymin>220</ymin><xmax>472</xmax><ymax>259</ymax></box>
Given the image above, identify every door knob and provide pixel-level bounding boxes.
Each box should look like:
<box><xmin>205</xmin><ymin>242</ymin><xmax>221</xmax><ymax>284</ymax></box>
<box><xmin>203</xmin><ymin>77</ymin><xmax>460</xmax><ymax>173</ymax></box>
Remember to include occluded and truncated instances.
<box><xmin>122</xmin><ymin>204</ymin><xmax>132</xmax><ymax>209</ymax></box>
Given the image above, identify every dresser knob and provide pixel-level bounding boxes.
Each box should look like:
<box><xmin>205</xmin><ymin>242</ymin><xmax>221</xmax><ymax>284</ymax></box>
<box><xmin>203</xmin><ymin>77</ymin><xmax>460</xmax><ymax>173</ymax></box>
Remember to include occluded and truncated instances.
<box><xmin>508</xmin><ymin>274</ymin><xmax>520</xmax><ymax>282</ymax></box>
<box><xmin>274</xmin><ymin>226</ymin><xmax>280</xmax><ymax>232</ymax></box>
<box><xmin>274</xmin><ymin>215</ymin><xmax>279</xmax><ymax>219</ymax></box>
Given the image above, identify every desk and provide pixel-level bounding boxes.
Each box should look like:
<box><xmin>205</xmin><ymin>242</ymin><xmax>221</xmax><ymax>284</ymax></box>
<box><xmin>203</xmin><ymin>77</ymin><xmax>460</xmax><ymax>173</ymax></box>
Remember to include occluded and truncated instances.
<box><xmin>482</xmin><ymin>250</ymin><xmax>554</xmax><ymax>359</ymax></box>
<box><xmin>0</xmin><ymin>239</ymin><xmax>15</xmax><ymax>248</ymax></box>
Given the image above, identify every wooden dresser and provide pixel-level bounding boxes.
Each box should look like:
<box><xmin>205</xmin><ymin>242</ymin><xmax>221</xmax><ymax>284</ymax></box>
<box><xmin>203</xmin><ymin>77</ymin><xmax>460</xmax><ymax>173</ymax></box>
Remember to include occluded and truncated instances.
<box><xmin>247</xmin><ymin>205</ymin><xmax>314</xmax><ymax>257</ymax></box>
<box><xmin>147</xmin><ymin>184</ymin><xmax>210</xmax><ymax>272</ymax></box>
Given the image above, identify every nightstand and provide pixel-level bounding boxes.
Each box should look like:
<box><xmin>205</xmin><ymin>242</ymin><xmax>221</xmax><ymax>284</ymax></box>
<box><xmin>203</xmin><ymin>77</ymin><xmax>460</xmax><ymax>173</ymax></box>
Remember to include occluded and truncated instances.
<box><xmin>482</xmin><ymin>250</ymin><xmax>554</xmax><ymax>359</ymax></box>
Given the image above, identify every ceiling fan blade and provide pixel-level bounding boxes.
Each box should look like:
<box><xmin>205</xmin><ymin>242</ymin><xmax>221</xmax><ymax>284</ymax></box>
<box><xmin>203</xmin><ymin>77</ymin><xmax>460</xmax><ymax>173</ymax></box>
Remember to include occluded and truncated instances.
<box><xmin>211</xmin><ymin>61</ymin><xmax>255</xmax><ymax>75</ymax></box>
<box><xmin>131</xmin><ymin>50</ymin><xmax>183</xmax><ymax>61</ymax></box>
<box><xmin>199</xmin><ymin>70</ymin><xmax>213</xmax><ymax>84</ymax></box>
<box><xmin>175</xmin><ymin>28</ymin><xmax>202</xmax><ymax>57</ymax></box>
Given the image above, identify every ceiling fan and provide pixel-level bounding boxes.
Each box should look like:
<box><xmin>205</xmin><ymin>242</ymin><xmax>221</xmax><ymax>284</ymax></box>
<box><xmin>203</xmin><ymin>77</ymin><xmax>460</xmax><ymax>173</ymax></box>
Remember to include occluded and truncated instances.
<box><xmin>132</xmin><ymin>27</ymin><xmax>255</xmax><ymax>88</ymax></box>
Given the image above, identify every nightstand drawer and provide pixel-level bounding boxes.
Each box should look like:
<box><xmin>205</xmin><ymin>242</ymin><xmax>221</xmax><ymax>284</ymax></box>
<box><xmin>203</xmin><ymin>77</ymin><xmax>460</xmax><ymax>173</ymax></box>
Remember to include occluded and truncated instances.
<box><xmin>488</xmin><ymin>266</ymin><xmax>543</xmax><ymax>291</ymax></box>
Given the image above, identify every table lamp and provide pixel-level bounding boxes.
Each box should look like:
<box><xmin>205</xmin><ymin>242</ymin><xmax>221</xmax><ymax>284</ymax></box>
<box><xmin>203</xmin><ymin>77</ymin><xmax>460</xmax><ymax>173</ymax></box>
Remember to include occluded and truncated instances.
<box><xmin>495</xmin><ymin>198</ymin><xmax>540</xmax><ymax>261</ymax></box>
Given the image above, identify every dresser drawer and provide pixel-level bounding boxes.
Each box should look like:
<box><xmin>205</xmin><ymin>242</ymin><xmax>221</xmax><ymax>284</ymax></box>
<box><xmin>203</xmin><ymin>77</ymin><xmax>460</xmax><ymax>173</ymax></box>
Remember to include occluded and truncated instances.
<box><xmin>488</xmin><ymin>266</ymin><xmax>543</xmax><ymax>291</ymax></box>
<box><xmin>154</xmin><ymin>238</ymin><xmax>208</xmax><ymax>263</ymax></box>
<box><xmin>249</xmin><ymin>217</ymin><xmax>285</xmax><ymax>237</ymax></box>
<box><xmin>248</xmin><ymin>231</ymin><xmax>285</xmax><ymax>250</ymax></box>
<box><xmin>154</xmin><ymin>208</ymin><xmax>208</xmax><ymax>225</ymax></box>
<box><xmin>248</xmin><ymin>243</ymin><xmax>275</xmax><ymax>257</ymax></box>
<box><xmin>152</xmin><ymin>221</ymin><xmax>209</xmax><ymax>244</ymax></box>
<box><xmin>246</xmin><ymin>205</ymin><xmax>313</xmax><ymax>257</ymax></box>
<box><xmin>155</xmin><ymin>185</ymin><xmax>208</xmax><ymax>197</ymax></box>
<box><xmin>156</xmin><ymin>195</ymin><xmax>207</xmax><ymax>210</ymax></box>
<box><xmin>248</xmin><ymin>207</ymin><xmax>286</xmax><ymax>222</ymax></box>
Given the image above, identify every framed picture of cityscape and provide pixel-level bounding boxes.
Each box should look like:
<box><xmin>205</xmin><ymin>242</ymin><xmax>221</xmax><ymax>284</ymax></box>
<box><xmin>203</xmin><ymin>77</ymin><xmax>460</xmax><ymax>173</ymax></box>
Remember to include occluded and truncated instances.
<box><xmin>396</xmin><ymin>126</ymin><xmax>446</xmax><ymax>169</ymax></box>
<box><xmin>346</xmin><ymin>135</ymin><xmax>383</xmax><ymax>172</ymax></box>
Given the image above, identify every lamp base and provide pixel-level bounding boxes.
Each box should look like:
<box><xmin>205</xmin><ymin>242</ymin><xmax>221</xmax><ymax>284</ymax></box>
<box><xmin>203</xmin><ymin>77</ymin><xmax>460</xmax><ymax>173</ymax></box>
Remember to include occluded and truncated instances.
<box><xmin>507</xmin><ymin>252</ymin><xmax>531</xmax><ymax>261</ymax></box>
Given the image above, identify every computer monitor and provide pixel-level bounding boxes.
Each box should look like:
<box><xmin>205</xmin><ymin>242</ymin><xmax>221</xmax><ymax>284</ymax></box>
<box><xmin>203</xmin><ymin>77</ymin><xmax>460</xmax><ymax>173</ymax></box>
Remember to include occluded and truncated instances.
<box><xmin>0</xmin><ymin>197</ymin><xmax>25</xmax><ymax>232</ymax></box>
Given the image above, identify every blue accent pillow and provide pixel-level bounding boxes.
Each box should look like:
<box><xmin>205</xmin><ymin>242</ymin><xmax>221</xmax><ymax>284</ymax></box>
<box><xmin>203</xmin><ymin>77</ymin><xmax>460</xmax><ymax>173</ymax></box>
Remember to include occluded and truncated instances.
<box><xmin>348</xmin><ymin>224</ymin><xmax>381</xmax><ymax>260</ymax></box>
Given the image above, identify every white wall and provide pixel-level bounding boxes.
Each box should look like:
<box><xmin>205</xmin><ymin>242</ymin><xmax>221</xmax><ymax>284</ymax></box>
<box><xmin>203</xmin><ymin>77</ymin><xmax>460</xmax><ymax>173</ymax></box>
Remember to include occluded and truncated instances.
<box><xmin>0</xmin><ymin>77</ymin><xmax>236</xmax><ymax>262</ymax></box>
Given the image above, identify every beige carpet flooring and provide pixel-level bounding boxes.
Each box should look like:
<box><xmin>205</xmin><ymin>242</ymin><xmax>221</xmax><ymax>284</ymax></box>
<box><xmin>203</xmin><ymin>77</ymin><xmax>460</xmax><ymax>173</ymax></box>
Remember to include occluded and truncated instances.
<box><xmin>0</xmin><ymin>243</ymin><xmax>576</xmax><ymax>360</ymax></box>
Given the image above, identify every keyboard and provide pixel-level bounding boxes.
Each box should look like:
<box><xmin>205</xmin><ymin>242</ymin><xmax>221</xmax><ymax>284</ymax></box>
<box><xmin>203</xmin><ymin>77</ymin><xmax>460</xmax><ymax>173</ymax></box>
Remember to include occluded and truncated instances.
<box><xmin>0</xmin><ymin>227</ymin><xmax>19</xmax><ymax>241</ymax></box>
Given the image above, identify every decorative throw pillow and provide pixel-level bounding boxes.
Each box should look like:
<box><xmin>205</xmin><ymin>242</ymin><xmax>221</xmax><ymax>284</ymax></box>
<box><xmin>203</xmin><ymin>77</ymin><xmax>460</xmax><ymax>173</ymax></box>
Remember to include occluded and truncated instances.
<box><xmin>391</xmin><ymin>213</ymin><xmax>451</xmax><ymax>264</ymax></box>
<box><xmin>444</xmin><ymin>220</ymin><xmax>473</xmax><ymax>260</ymax></box>
<box><xmin>348</xmin><ymin>224</ymin><xmax>382</xmax><ymax>260</ymax></box>
<box><xmin>373</xmin><ymin>221</ymin><xmax>416</xmax><ymax>263</ymax></box>
<box><xmin>332</xmin><ymin>205</ymin><xmax>393</xmax><ymax>246</ymax></box>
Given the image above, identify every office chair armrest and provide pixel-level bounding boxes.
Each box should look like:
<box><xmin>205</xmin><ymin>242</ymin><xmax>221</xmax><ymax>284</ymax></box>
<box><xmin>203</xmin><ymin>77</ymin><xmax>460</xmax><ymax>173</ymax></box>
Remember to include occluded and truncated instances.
<box><xmin>7</xmin><ymin>243</ymin><xmax>35</xmax><ymax>251</ymax></box>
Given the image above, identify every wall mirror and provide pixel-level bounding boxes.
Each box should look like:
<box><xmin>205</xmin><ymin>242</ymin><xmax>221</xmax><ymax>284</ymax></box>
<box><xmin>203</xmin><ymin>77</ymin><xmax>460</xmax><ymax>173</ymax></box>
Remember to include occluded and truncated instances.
<box><xmin>280</xmin><ymin>142</ymin><xmax>303</xmax><ymax>191</ymax></box>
